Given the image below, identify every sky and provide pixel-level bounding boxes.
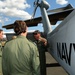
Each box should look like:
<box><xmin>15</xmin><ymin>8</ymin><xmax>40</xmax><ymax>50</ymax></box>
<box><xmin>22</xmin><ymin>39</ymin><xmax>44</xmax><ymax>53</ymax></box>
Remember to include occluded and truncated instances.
<box><xmin>0</xmin><ymin>0</ymin><xmax>75</xmax><ymax>33</ymax></box>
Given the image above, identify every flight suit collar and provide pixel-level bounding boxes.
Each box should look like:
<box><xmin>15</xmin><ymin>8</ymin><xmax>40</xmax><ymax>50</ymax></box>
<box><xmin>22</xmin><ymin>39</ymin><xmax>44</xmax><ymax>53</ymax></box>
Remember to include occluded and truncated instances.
<box><xmin>17</xmin><ymin>35</ymin><xmax>26</xmax><ymax>39</ymax></box>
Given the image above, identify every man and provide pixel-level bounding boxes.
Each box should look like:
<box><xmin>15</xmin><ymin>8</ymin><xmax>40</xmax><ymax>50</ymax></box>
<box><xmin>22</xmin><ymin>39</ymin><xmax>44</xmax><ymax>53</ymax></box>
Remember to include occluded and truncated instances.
<box><xmin>0</xmin><ymin>29</ymin><xmax>3</xmax><ymax>54</ymax></box>
<box><xmin>2</xmin><ymin>20</ymin><xmax>40</xmax><ymax>75</ymax></box>
<box><xmin>33</xmin><ymin>30</ymin><xmax>47</xmax><ymax>75</ymax></box>
<box><xmin>33</xmin><ymin>30</ymin><xmax>47</xmax><ymax>50</ymax></box>
<box><xmin>0</xmin><ymin>29</ymin><xmax>3</xmax><ymax>41</ymax></box>
<box><xmin>0</xmin><ymin>29</ymin><xmax>3</xmax><ymax>75</ymax></box>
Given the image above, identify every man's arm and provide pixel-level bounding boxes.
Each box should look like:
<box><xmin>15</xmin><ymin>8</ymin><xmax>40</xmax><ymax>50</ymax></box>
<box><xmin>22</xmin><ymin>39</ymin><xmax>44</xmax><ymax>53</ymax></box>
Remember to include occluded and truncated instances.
<box><xmin>32</xmin><ymin>46</ymin><xmax>40</xmax><ymax>75</ymax></box>
<box><xmin>2</xmin><ymin>45</ymin><xmax>9</xmax><ymax>75</ymax></box>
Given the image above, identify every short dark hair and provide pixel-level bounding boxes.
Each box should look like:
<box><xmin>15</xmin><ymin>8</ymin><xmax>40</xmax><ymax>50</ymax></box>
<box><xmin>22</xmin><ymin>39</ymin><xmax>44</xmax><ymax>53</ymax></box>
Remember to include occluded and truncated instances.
<box><xmin>0</xmin><ymin>29</ymin><xmax>3</xmax><ymax>33</ymax></box>
<box><xmin>33</xmin><ymin>30</ymin><xmax>40</xmax><ymax>35</ymax></box>
<box><xmin>13</xmin><ymin>20</ymin><xmax>27</xmax><ymax>35</ymax></box>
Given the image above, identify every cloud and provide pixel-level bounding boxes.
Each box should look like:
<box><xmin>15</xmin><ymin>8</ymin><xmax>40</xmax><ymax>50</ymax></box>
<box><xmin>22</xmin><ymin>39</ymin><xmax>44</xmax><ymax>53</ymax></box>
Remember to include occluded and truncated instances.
<box><xmin>0</xmin><ymin>16</ymin><xmax>9</xmax><ymax>24</ymax></box>
<box><xmin>56</xmin><ymin>0</ymin><xmax>68</xmax><ymax>5</ymax></box>
<box><xmin>0</xmin><ymin>17</ymin><xmax>3</xmax><ymax>23</ymax></box>
<box><xmin>5</xmin><ymin>17</ymin><xmax>9</xmax><ymax>21</ymax></box>
<box><xmin>0</xmin><ymin>0</ymin><xmax>31</xmax><ymax>20</ymax></box>
<box><xmin>0</xmin><ymin>20</ymin><xmax>2</xmax><ymax>23</ymax></box>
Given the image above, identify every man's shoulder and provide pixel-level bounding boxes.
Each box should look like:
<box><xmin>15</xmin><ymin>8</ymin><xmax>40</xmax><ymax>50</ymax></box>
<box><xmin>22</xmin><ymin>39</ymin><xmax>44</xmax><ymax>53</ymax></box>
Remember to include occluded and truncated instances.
<box><xmin>28</xmin><ymin>39</ymin><xmax>37</xmax><ymax>47</ymax></box>
<box><xmin>4</xmin><ymin>39</ymin><xmax>15</xmax><ymax>46</ymax></box>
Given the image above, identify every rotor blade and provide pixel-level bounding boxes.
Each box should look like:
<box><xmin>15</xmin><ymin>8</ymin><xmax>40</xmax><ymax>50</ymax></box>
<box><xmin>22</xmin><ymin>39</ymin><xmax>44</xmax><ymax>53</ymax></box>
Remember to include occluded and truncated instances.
<box><xmin>36</xmin><ymin>0</ymin><xmax>39</xmax><ymax>3</ymax></box>
<box><xmin>31</xmin><ymin>0</ymin><xmax>39</xmax><ymax>19</ymax></box>
<box><xmin>31</xmin><ymin>6</ymin><xmax>38</xmax><ymax>19</ymax></box>
<box><xmin>47</xmin><ymin>4</ymin><xmax>73</xmax><ymax>13</ymax></box>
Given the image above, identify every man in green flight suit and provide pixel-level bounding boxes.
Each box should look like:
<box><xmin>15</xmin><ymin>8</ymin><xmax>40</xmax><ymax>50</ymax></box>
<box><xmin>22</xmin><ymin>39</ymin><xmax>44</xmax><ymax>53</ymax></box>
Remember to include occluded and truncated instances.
<box><xmin>0</xmin><ymin>29</ymin><xmax>3</xmax><ymax>56</ymax></box>
<box><xmin>0</xmin><ymin>29</ymin><xmax>4</xmax><ymax>75</ymax></box>
<box><xmin>33</xmin><ymin>30</ymin><xmax>47</xmax><ymax>75</ymax></box>
<box><xmin>2</xmin><ymin>20</ymin><xmax>40</xmax><ymax>75</ymax></box>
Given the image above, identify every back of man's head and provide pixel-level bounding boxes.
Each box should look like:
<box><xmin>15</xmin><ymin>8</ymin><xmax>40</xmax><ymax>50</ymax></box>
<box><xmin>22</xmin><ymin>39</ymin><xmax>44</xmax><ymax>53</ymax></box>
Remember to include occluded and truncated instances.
<box><xmin>14</xmin><ymin>20</ymin><xmax>27</xmax><ymax>35</ymax></box>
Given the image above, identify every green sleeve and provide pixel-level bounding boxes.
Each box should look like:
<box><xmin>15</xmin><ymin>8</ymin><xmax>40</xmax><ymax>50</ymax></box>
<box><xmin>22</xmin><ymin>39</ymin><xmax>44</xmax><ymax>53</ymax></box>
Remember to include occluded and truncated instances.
<box><xmin>2</xmin><ymin>45</ymin><xmax>8</xmax><ymax>75</ymax></box>
<box><xmin>32</xmin><ymin>46</ymin><xmax>40</xmax><ymax>75</ymax></box>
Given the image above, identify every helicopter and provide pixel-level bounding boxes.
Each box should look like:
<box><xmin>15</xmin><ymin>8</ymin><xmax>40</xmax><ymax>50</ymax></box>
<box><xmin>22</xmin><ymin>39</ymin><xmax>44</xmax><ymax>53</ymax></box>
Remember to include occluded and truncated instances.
<box><xmin>2</xmin><ymin>0</ymin><xmax>75</xmax><ymax>75</ymax></box>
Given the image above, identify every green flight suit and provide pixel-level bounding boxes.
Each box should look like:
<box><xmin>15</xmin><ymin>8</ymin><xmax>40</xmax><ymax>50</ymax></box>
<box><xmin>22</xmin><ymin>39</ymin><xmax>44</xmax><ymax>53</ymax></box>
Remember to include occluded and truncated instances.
<box><xmin>0</xmin><ymin>41</ymin><xmax>2</xmax><ymax>56</ymax></box>
<box><xmin>2</xmin><ymin>35</ymin><xmax>40</xmax><ymax>75</ymax></box>
<box><xmin>0</xmin><ymin>41</ymin><xmax>3</xmax><ymax>75</ymax></box>
<box><xmin>34</xmin><ymin>37</ymin><xmax>47</xmax><ymax>75</ymax></box>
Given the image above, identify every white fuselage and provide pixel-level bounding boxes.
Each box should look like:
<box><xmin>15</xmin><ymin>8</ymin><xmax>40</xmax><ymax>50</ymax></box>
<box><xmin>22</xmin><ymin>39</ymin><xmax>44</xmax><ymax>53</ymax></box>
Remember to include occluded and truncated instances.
<box><xmin>47</xmin><ymin>9</ymin><xmax>75</xmax><ymax>75</ymax></box>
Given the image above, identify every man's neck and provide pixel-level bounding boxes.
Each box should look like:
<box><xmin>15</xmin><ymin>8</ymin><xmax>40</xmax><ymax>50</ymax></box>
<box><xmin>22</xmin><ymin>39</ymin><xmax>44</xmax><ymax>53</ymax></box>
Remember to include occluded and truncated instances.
<box><xmin>20</xmin><ymin>33</ymin><xmax>27</xmax><ymax>37</ymax></box>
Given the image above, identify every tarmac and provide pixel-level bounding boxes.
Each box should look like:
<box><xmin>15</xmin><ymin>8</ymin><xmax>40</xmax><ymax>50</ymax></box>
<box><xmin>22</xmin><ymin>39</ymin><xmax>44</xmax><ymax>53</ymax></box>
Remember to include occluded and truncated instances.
<box><xmin>45</xmin><ymin>52</ymin><xmax>68</xmax><ymax>75</ymax></box>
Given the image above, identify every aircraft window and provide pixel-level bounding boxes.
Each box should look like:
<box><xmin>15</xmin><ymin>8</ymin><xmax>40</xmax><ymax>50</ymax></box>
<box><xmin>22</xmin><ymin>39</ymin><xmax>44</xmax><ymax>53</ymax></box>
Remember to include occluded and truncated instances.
<box><xmin>52</xmin><ymin>21</ymin><xmax>62</xmax><ymax>30</ymax></box>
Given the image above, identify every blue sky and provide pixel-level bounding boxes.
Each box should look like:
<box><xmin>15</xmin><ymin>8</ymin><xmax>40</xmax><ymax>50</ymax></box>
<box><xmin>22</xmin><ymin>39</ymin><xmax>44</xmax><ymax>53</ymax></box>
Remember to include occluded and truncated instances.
<box><xmin>0</xmin><ymin>0</ymin><xmax>75</xmax><ymax>32</ymax></box>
